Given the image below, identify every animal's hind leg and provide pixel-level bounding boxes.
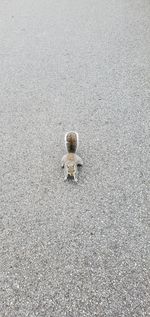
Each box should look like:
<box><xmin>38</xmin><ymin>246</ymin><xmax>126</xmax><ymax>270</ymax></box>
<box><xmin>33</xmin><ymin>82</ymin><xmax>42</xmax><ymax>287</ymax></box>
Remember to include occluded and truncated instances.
<box><xmin>61</xmin><ymin>155</ymin><xmax>67</xmax><ymax>168</ymax></box>
<box><xmin>76</xmin><ymin>155</ymin><xmax>83</xmax><ymax>166</ymax></box>
<box><xmin>64</xmin><ymin>165</ymin><xmax>68</xmax><ymax>181</ymax></box>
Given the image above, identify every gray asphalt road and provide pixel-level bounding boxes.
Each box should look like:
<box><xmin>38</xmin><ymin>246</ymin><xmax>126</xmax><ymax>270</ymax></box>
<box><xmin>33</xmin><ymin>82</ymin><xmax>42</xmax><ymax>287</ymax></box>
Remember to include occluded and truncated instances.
<box><xmin>0</xmin><ymin>0</ymin><xmax>150</xmax><ymax>316</ymax></box>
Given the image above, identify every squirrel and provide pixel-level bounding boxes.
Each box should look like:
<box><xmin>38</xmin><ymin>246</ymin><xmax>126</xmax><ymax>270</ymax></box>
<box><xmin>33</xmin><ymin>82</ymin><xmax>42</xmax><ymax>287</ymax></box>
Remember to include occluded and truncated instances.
<box><xmin>61</xmin><ymin>131</ymin><xmax>83</xmax><ymax>182</ymax></box>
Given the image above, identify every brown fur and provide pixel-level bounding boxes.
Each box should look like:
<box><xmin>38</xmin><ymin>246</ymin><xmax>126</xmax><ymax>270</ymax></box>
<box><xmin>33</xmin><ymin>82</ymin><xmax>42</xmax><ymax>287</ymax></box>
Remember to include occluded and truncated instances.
<box><xmin>65</xmin><ymin>132</ymin><xmax>78</xmax><ymax>153</ymax></box>
<box><xmin>61</xmin><ymin>131</ymin><xmax>83</xmax><ymax>181</ymax></box>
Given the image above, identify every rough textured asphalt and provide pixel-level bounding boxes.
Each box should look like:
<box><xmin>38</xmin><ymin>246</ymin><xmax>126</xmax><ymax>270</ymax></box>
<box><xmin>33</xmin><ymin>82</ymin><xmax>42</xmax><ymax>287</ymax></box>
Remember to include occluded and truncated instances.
<box><xmin>0</xmin><ymin>0</ymin><xmax>150</xmax><ymax>316</ymax></box>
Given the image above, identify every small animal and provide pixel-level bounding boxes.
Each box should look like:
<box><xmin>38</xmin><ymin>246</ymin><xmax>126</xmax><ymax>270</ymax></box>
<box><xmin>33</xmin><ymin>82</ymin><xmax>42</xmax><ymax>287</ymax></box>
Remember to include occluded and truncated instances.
<box><xmin>61</xmin><ymin>131</ymin><xmax>83</xmax><ymax>182</ymax></box>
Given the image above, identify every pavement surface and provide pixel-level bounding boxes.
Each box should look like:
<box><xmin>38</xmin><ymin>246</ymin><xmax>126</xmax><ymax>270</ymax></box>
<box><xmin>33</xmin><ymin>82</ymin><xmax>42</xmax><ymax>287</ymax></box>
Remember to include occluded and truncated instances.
<box><xmin>0</xmin><ymin>0</ymin><xmax>150</xmax><ymax>316</ymax></box>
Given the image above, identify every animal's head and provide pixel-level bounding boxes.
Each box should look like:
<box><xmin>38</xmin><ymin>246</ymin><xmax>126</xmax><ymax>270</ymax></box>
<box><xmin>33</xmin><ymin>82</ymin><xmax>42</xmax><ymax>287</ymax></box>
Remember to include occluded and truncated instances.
<box><xmin>67</xmin><ymin>162</ymin><xmax>76</xmax><ymax>177</ymax></box>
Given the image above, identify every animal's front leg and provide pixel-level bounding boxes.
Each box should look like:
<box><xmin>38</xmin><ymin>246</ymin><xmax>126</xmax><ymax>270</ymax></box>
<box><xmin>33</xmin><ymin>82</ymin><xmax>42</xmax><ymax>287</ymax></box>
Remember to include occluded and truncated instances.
<box><xmin>74</xmin><ymin>176</ymin><xmax>78</xmax><ymax>182</ymax></box>
<box><xmin>74</xmin><ymin>168</ymin><xmax>78</xmax><ymax>182</ymax></box>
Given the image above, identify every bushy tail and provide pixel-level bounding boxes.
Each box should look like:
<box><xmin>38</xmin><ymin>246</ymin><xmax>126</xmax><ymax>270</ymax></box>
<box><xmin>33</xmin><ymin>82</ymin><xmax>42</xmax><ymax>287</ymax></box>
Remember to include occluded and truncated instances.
<box><xmin>65</xmin><ymin>131</ymin><xmax>78</xmax><ymax>153</ymax></box>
